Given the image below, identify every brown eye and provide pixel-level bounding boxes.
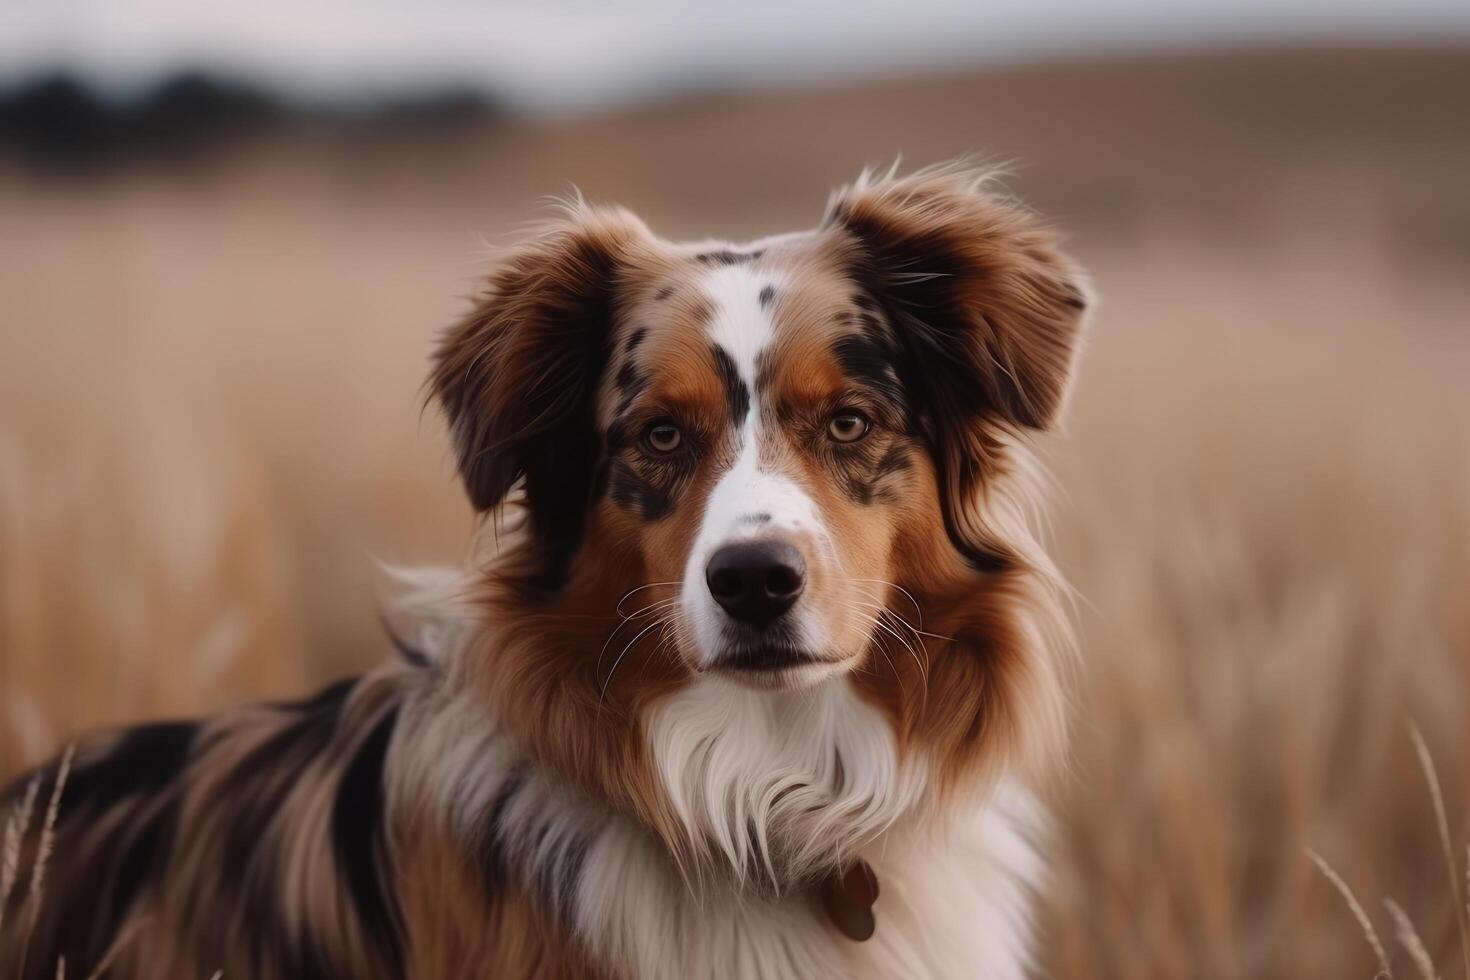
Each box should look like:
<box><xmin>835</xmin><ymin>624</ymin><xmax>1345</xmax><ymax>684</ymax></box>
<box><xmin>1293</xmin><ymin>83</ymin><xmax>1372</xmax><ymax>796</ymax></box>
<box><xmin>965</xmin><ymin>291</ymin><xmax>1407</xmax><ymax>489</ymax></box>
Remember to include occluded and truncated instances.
<box><xmin>828</xmin><ymin>411</ymin><xmax>870</xmax><ymax>443</ymax></box>
<box><xmin>645</xmin><ymin>423</ymin><xmax>682</xmax><ymax>453</ymax></box>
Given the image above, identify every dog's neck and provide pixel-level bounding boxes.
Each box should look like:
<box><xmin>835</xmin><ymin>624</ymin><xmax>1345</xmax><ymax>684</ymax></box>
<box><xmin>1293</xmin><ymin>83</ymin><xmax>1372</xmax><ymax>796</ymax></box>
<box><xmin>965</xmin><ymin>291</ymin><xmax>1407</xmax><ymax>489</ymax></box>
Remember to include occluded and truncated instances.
<box><xmin>396</xmin><ymin>667</ymin><xmax>1044</xmax><ymax>980</ymax></box>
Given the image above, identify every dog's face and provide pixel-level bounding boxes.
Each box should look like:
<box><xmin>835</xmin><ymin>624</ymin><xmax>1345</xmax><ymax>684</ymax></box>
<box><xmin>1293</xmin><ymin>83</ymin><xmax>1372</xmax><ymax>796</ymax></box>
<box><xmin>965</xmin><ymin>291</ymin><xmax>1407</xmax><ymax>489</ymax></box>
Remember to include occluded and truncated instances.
<box><xmin>595</xmin><ymin>244</ymin><xmax>945</xmax><ymax>690</ymax></box>
<box><xmin>433</xmin><ymin>167</ymin><xmax>1087</xmax><ymax>701</ymax></box>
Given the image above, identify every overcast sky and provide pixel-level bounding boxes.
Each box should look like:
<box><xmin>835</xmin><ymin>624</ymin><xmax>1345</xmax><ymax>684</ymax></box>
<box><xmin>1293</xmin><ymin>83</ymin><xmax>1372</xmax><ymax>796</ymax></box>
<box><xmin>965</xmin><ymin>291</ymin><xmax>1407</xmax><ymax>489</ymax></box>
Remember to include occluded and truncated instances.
<box><xmin>2</xmin><ymin>0</ymin><xmax>1467</xmax><ymax>113</ymax></box>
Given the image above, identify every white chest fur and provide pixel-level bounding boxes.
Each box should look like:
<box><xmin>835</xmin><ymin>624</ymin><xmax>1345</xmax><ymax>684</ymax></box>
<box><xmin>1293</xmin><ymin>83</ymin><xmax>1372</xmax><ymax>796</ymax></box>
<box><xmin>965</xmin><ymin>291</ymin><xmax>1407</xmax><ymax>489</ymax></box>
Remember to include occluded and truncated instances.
<box><xmin>572</xmin><ymin>677</ymin><xmax>1046</xmax><ymax>980</ymax></box>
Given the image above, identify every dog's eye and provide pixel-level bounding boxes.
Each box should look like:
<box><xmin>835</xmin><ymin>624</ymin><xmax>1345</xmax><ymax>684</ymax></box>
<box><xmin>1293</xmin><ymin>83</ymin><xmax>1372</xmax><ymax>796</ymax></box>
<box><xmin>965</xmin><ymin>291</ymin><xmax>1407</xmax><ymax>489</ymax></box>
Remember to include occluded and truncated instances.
<box><xmin>644</xmin><ymin>423</ymin><xmax>683</xmax><ymax>453</ymax></box>
<box><xmin>828</xmin><ymin>411</ymin><xmax>870</xmax><ymax>443</ymax></box>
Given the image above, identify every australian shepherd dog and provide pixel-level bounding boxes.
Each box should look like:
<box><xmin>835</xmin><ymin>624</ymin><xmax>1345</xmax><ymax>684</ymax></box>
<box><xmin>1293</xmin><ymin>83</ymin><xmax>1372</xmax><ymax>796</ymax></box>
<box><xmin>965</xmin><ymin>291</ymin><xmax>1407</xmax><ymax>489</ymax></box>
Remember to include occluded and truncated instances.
<box><xmin>1</xmin><ymin>163</ymin><xmax>1089</xmax><ymax>979</ymax></box>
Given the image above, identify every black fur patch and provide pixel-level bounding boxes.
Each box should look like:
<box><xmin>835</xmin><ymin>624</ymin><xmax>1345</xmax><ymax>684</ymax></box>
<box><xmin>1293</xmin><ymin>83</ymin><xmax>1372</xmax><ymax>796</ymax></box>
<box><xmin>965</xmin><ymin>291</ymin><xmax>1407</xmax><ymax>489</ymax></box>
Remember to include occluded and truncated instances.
<box><xmin>480</xmin><ymin>768</ymin><xmax>527</xmax><ymax>895</ymax></box>
<box><xmin>606</xmin><ymin>460</ymin><xmax>673</xmax><ymax>520</ymax></box>
<box><xmin>523</xmin><ymin>816</ymin><xmax>589</xmax><ymax>925</ymax></box>
<box><xmin>49</xmin><ymin>721</ymin><xmax>198</xmax><ymax>964</ymax></box>
<box><xmin>952</xmin><ymin>529</ymin><xmax>1014</xmax><ymax>575</ymax></box>
<box><xmin>832</xmin><ymin>333</ymin><xmax>904</xmax><ymax>409</ymax></box>
<box><xmin>843</xmin><ymin>444</ymin><xmax>913</xmax><ymax>505</ymax></box>
<box><xmin>711</xmin><ymin>344</ymin><xmax>751</xmax><ymax>424</ymax></box>
<box><xmin>843</xmin><ymin>472</ymin><xmax>880</xmax><ymax>507</ymax></box>
<box><xmin>857</xmin><ymin>311</ymin><xmax>887</xmax><ymax>339</ymax></box>
<box><xmin>331</xmin><ymin>707</ymin><xmax>404</xmax><ymax>976</ymax></box>
<box><xmin>873</xmin><ymin>444</ymin><xmax>913</xmax><ymax>479</ymax></box>
<box><xmin>758</xmin><ymin>284</ymin><xmax>775</xmax><ymax>308</ymax></box>
<box><xmin>61</xmin><ymin>721</ymin><xmax>198</xmax><ymax>817</ymax></box>
<box><xmin>604</xmin><ymin>419</ymin><xmax>630</xmax><ymax>452</ymax></box>
<box><xmin>610</xmin><ymin>351</ymin><xmax>652</xmax><ymax>458</ymax></box>
<box><xmin>551</xmin><ymin>837</ymin><xmax>590</xmax><ymax>923</ymax></box>
<box><xmin>219</xmin><ymin>678</ymin><xmax>354</xmax><ymax>964</ymax></box>
<box><xmin>474</xmin><ymin>768</ymin><xmax>585</xmax><ymax>928</ymax></box>
<box><xmin>614</xmin><ymin>361</ymin><xmax>645</xmax><ymax>396</ymax></box>
<box><xmin>625</xmin><ymin>326</ymin><xmax>649</xmax><ymax>352</ymax></box>
<box><xmin>694</xmin><ymin>249</ymin><xmax>763</xmax><ymax>266</ymax></box>
<box><xmin>105</xmin><ymin>799</ymin><xmax>178</xmax><ymax>944</ymax></box>
<box><xmin>753</xmin><ymin>349</ymin><xmax>775</xmax><ymax>397</ymax></box>
<box><xmin>0</xmin><ymin>722</ymin><xmax>196</xmax><ymax>976</ymax></box>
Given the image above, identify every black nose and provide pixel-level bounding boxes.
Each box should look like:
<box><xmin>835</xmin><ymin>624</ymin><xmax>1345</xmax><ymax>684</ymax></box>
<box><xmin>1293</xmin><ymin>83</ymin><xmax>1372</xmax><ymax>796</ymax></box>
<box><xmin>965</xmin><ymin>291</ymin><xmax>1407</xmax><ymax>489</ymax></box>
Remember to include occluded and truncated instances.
<box><xmin>705</xmin><ymin>541</ymin><xmax>806</xmax><ymax>625</ymax></box>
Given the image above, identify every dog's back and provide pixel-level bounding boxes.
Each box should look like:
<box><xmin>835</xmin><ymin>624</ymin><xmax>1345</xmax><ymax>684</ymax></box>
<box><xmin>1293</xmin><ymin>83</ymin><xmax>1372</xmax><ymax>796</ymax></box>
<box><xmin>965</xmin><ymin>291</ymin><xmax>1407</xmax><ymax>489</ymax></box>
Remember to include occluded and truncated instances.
<box><xmin>2</xmin><ymin>672</ymin><xmax>409</xmax><ymax>979</ymax></box>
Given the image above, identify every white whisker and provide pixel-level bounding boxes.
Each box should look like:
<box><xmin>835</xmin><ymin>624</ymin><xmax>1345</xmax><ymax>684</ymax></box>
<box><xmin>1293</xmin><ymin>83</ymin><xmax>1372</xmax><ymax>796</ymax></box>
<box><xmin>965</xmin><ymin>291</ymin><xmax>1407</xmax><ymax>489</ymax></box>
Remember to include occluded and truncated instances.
<box><xmin>597</xmin><ymin>597</ymin><xmax>681</xmax><ymax>678</ymax></box>
<box><xmin>615</xmin><ymin>582</ymin><xmax>682</xmax><ymax>616</ymax></box>
<box><xmin>850</xmin><ymin>577</ymin><xmax>925</xmax><ymax>629</ymax></box>
<box><xmin>600</xmin><ymin>615</ymin><xmax>672</xmax><ymax>702</ymax></box>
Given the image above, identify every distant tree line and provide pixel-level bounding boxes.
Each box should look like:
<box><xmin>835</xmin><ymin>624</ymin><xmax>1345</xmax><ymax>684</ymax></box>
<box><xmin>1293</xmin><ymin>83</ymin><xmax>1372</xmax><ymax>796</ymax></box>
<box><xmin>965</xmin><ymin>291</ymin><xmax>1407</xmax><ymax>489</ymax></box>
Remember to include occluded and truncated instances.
<box><xmin>0</xmin><ymin>71</ymin><xmax>502</xmax><ymax>168</ymax></box>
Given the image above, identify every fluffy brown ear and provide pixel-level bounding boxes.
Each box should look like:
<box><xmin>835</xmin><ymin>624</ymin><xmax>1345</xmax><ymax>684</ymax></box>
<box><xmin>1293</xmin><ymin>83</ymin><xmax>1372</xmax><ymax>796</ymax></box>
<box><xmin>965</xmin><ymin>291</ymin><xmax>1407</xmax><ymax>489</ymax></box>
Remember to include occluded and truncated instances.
<box><xmin>825</xmin><ymin>166</ymin><xmax>1089</xmax><ymax>568</ymax></box>
<box><xmin>430</xmin><ymin>206</ymin><xmax>653</xmax><ymax>575</ymax></box>
<box><xmin>825</xmin><ymin>165</ymin><xmax>1088</xmax><ymax>431</ymax></box>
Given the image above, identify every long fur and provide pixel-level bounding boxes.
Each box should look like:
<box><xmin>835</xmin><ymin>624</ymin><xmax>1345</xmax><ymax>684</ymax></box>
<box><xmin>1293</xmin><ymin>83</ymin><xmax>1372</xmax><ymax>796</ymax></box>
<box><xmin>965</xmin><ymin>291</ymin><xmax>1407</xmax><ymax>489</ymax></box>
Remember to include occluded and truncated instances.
<box><xmin>1</xmin><ymin>163</ymin><xmax>1089</xmax><ymax>979</ymax></box>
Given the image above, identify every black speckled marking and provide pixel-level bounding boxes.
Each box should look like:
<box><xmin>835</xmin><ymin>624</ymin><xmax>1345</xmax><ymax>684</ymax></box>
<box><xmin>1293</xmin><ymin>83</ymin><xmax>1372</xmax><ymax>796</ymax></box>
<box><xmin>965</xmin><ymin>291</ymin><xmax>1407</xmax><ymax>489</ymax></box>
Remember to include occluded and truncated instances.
<box><xmin>711</xmin><ymin>344</ymin><xmax>751</xmax><ymax>425</ymax></box>
<box><xmin>694</xmin><ymin>249</ymin><xmax>763</xmax><ymax>266</ymax></box>
<box><xmin>873</xmin><ymin>444</ymin><xmax>912</xmax><ymax>479</ymax></box>
<box><xmin>758</xmin><ymin>284</ymin><xmax>775</xmax><ymax>308</ymax></box>
<box><xmin>753</xmin><ymin>349</ymin><xmax>775</xmax><ymax>398</ymax></box>
<box><xmin>841</xmin><ymin>443</ymin><xmax>913</xmax><ymax>507</ymax></box>
<box><xmin>615</xmin><ymin>359</ymin><xmax>649</xmax><ymax>396</ymax></box>
<box><xmin>614</xmin><ymin>362</ymin><xmax>638</xmax><ymax>392</ymax></box>
<box><xmin>607</xmin><ymin>460</ymin><xmax>673</xmax><ymax>520</ymax></box>
<box><xmin>612</xmin><ymin>362</ymin><xmax>649</xmax><ymax>419</ymax></box>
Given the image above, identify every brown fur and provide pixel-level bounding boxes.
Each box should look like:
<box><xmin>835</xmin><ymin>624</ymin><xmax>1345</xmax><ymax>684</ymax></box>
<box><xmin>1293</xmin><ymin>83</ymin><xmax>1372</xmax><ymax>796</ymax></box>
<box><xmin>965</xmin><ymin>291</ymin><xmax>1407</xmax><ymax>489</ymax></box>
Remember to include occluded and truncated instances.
<box><xmin>399</xmin><ymin>815</ymin><xmax>606</xmax><ymax>980</ymax></box>
<box><xmin>1</xmin><ymin>164</ymin><xmax>1086</xmax><ymax>978</ymax></box>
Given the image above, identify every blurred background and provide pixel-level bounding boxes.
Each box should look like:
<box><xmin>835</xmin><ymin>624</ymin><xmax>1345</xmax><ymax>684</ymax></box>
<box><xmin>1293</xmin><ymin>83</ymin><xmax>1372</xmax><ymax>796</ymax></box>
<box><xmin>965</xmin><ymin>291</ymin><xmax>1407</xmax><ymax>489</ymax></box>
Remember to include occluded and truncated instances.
<box><xmin>1</xmin><ymin>1</ymin><xmax>1468</xmax><ymax>976</ymax></box>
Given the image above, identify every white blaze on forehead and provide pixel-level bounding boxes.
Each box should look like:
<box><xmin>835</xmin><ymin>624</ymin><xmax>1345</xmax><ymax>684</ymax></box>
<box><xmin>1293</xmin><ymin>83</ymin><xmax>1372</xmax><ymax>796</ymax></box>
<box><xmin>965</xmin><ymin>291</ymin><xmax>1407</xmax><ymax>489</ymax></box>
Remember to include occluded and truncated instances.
<box><xmin>701</xmin><ymin>262</ymin><xmax>775</xmax><ymax>409</ymax></box>
<box><xmin>695</xmin><ymin>260</ymin><xmax>797</xmax><ymax>544</ymax></box>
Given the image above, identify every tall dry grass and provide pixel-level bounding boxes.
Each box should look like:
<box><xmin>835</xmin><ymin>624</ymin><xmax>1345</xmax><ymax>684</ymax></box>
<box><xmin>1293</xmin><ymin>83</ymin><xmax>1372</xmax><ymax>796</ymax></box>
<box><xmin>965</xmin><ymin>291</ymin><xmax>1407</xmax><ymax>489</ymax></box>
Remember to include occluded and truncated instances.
<box><xmin>1041</xmin><ymin>223</ymin><xmax>1469</xmax><ymax>978</ymax></box>
<box><xmin>1</xmin><ymin>49</ymin><xmax>1467</xmax><ymax>977</ymax></box>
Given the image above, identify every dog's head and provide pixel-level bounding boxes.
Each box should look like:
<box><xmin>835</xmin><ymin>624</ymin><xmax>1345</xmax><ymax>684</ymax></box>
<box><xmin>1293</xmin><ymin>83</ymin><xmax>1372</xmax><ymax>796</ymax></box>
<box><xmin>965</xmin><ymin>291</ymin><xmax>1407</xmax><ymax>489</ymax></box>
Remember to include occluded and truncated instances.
<box><xmin>434</xmin><ymin>166</ymin><xmax>1085</xmax><ymax>689</ymax></box>
<box><xmin>431</xmin><ymin>168</ymin><xmax>1086</xmax><ymax>885</ymax></box>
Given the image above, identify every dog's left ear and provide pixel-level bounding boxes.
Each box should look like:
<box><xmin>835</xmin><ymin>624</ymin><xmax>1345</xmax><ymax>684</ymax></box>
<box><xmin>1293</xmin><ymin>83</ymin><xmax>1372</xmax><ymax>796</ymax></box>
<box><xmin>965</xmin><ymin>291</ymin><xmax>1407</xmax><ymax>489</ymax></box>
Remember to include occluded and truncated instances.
<box><xmin>825</xmin><ymin>167</ymin><xmax>1090</xmax><ymax>571</ymax></box>
<box><xmin>824</xmin><ymin>166</ymin><xmax>1089</xmax><ymax>433</ymax></box>
<box><xmin>431</xmin><ymin>206</ymin><xmax>654</xmax><ymax>576</ymax></box>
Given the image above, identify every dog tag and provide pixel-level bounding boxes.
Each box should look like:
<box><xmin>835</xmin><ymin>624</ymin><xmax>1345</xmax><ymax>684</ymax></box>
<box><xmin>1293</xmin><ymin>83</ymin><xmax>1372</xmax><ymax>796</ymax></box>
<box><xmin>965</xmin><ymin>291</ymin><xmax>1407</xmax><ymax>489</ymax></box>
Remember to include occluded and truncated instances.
<box><xmin>819</xmin><ymin>858</ymin><xmax>879</xmax><ymax>942</ymax></box>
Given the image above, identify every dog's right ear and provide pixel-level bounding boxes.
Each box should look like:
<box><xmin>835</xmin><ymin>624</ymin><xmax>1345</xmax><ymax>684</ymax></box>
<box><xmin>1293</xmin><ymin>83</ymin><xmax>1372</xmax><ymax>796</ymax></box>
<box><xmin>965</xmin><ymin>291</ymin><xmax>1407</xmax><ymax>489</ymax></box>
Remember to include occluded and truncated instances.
<box><xmin>430</xmin><ymin>206</ymin><xmax>653</xmax><ymax>555</ymax></box>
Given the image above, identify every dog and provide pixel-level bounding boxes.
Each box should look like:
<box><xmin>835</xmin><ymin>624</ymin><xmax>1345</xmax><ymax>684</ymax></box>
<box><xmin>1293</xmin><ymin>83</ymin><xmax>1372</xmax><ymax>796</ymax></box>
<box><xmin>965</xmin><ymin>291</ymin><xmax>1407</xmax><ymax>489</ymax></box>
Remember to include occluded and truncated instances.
<box><xmin>0</xmin><ymin>163</ymin><xmax>1089</xmax><ymax>979</ymax></box>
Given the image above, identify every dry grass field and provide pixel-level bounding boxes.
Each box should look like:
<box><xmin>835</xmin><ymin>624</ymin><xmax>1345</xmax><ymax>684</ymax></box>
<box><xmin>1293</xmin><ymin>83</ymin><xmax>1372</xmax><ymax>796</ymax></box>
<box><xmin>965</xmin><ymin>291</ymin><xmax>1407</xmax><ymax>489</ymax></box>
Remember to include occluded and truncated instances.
<box><xmin>2</xmin><ymin>46</ymin><xmax>1468</xmax><ymax>978</ymax></box>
